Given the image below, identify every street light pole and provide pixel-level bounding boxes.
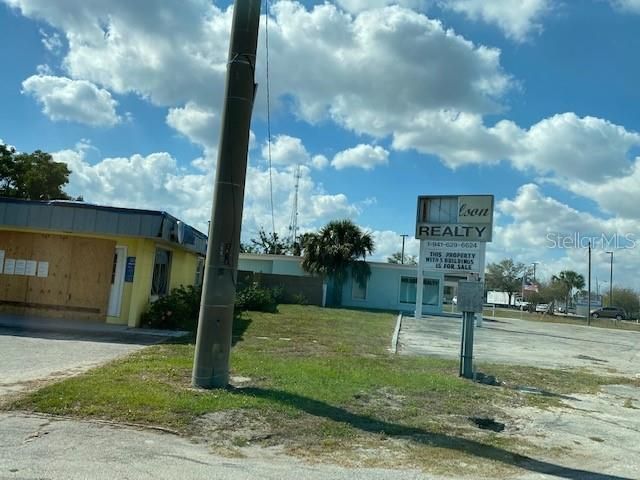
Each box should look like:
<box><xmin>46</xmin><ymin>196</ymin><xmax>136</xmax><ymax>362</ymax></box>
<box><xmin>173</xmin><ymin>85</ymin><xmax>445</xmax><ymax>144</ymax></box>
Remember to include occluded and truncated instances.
<box><xmin>192</xmin><ymin>0</ymin><xmax>261</xmax><ymax>389</ymax></box>
<box><xmin>400</xmin><ymin>234</ymin><xmax>409</xmax><ymax>264</ymax></box>
<box><xmin>606</xmin><ymin>251</ymin><xmax>614</xmax><ymax>306</ymax></box>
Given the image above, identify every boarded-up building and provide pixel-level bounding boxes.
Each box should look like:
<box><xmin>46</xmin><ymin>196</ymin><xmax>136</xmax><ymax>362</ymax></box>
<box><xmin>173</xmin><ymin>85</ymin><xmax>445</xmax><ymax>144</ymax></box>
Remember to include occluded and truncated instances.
<box><xmin>0</xmin><ymin>198</ymin><xmax>206</xmax><ymax>326</ymax></box>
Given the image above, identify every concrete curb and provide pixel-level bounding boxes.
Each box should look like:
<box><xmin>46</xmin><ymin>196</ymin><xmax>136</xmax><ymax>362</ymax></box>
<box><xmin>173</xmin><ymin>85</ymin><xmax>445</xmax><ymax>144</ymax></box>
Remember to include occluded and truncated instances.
<box><xmin>391</xmin><ymin>312</ymin><xmax>403</xmax><ymax>354</ymax></box>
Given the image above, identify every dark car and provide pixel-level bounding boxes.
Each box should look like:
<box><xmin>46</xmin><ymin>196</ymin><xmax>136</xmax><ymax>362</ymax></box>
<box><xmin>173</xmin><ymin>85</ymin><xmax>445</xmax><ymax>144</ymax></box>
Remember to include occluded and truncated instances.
<box><xmin>591</xmin><ymin>307</ymin><xmax>626</xmax><ymax>321</ymax></box>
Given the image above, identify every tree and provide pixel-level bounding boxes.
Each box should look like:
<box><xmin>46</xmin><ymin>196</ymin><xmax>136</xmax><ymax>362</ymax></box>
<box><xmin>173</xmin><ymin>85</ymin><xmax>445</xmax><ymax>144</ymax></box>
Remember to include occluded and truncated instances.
<box><xmin>0</xmin><ymin>143</ymin><xmax>72</xmax><ymax>200</ymax></box>
<box><xmin>484</xmin><ymin>259</ymin><xmax>526</xmax><ymax>306</ymax></box>
<box><xmin>301</xmin><ymin>219</ymin><xmax>374</xmax><ymax>306</ymax></box>
<box><xmin>552</xmin><ymin>270</ymin><xmax>585</xmax><ymax>309</ymax></box>
<box><xmin>604</xmin><ymin>287</ymin><xmax>640</xmax><ymax>319</ymax></box>
<box><xmin>387</xmin><ymin>251</ymin><xmax>417</xmax><ymax>265</ymax></box>
<box><xmin>249</xmin><ymin>228</ymin><xmax>291</xmax><ymax>255</ymax></box>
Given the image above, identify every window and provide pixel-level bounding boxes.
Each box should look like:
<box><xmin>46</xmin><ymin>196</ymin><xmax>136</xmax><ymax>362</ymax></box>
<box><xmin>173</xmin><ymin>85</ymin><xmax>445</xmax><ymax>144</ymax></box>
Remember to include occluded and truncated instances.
<box><xmin>399</xmin><ymin>276</ymin><xmax>439</xmax><ymax>306</ymax></box>
<box><xmin>352</xmin><ymin>279</ymin><xmax>367</xmax><ymax>300</ymax></box>
<box><xmin>151</xmin><ymin>248</ymin><xmax>171</xmax><ymax>296</ymax></box>
<box><xmin>194</xmin><ymin>256</ymin><xmax>205</xmax><ymax>287</ymax></box>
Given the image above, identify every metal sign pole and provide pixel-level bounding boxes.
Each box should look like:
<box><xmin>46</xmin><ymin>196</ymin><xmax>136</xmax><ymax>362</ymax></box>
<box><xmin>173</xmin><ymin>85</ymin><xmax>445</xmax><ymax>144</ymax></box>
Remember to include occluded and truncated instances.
<box><xmin>460</xmin><ymin>311</ymin><xmax>475</xmax><ymax>379</ymax></box>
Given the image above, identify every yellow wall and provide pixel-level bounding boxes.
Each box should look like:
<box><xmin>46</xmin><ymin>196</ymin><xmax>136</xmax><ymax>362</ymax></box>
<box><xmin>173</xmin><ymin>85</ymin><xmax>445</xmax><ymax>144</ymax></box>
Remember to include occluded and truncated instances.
<box><xmin>0</xmin><ymin>227</ymin><xmax>202</xmax><ymax>328</ymax></box>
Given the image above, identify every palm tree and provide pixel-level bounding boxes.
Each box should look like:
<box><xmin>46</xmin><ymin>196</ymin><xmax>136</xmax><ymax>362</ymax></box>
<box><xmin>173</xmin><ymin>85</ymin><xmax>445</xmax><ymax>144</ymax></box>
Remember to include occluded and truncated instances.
<box><xmin>301</xmin><ymin>219</ymin><xmax>374</xmax><ymax>306</ymax></box>
<box><xmin>552</xmin><ymin>270</ymin><xmax>585</xmax><ymax>309</ymax></box>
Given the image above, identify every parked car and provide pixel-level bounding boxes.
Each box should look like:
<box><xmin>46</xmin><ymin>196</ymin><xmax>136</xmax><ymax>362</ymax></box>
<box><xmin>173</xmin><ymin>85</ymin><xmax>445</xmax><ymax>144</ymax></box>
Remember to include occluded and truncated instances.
<box><xmin>591</xmin><ymin>307</ymin><xmax>626</xmax><ymax>321</ymax></box>
<box><xmin>452</xmin><ymin>296</ymin><xmax>458</xmax><ymax>306</ymax></box>
<box><xmin>535</xmin><ymin>303</ymin><xmax>550</xmax><ymax>313</ymax></box>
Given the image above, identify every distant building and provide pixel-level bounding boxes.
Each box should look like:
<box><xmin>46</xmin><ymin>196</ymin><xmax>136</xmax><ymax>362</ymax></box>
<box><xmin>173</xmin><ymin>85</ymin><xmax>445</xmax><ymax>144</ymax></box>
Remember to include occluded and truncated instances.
<box><xmin>0</xmin><ymin>198</ymin><xmax>206</xmax><ymax>326</ymax></box>
<box><xmin>238</xmin><ymin>253</ymin><xmax>444</xmax><ymax>314</ymax></box>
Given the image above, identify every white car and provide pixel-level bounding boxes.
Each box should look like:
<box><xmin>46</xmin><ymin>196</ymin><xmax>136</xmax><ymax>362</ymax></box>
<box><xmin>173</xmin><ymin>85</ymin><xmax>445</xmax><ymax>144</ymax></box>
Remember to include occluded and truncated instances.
<box><xmin>535</xmin><ymin>303</ymin><xmax>550</xmax><ymax>313</ymax></box>
<box><xmin>452</xmin><ymin>296</ymin><xmax>458</xmax><ymax>305</ymax></box>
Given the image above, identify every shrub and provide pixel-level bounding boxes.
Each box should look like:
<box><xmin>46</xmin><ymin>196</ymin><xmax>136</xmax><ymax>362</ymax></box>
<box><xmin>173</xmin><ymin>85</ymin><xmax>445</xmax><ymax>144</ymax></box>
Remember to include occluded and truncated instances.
<box><xmin>235</xmin><ymin>282</ymin><xmax>278</xmax><ymax>313</ymax></box>
<box><xmin>140</xmin><ymin>285</ymin><xmax>201</xmax><ymax>332</ymax></box>
<box><xmin>291</xmin><ymin>292</ymin><xmax>308</xmax><ymax>305</ymax></box>
<box><xmin>141</xmin><ymin>282</ymin><xmax>280</xmax><ymax>331</ymax></box>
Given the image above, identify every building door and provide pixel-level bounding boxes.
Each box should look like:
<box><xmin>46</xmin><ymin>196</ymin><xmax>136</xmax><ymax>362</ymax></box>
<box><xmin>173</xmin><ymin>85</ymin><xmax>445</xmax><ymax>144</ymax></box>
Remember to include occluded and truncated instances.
<box><xmin>107</xmin><ymin>246</ymin><xmax>127</xmax><ymax>317</ymax></box>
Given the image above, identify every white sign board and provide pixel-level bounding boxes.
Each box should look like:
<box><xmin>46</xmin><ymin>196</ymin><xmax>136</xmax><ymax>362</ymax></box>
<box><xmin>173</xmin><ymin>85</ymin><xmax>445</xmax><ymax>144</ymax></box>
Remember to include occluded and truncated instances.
<box><xmin>37</xmin><ymin>261</ymin><xmax>49</xmax><ymax>278</ymax></box>
<box><xmin>14</xmin><ymin>259</ymin><xmax>26</xmax><ymax>276</ymax></box>
<box><xmin>421</xmin><ymin>240</ymin><xmax>481</xmax><ymax>274</ymax></box>
<box><xmin>416</xmin><ymin>195</ymin><xmax>494</xmax><ymax>241</ymax></box>
<box><xmin>25</xmin><ymin>260</ymin><xmax>37</xmax><ymax>276</ymax></box>
<box><xmin>4</xmin><ymin>258</ymin><xmax>15</xmax><ymax>275</ymax></box>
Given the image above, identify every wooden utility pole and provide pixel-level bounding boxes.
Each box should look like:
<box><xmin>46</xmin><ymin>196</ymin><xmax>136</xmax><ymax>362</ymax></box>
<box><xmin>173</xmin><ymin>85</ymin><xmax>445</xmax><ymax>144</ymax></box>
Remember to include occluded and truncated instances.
<box><xmin>192</xmin><ymin>0</ymin><xmax>261</xmax><ymax>388</ymax></box>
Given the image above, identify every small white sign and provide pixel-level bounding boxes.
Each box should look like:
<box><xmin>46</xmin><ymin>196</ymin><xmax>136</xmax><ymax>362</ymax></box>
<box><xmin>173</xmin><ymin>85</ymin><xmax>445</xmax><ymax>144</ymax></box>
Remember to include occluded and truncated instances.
<box><xmin>14</xmin><ymin>259</ymin><xmax>26</xmax><ymax>276</ymax></box>
<box><xmin>37</xmin><ymin>261</ymin><xmax>49</xmax><ymax>278</ymax></box>
<box><xmin>0</xmin><ymin>250</ymin><xmax>4</xmax><ymax>274</ymax></box>
<box><xmin>25</xmin><ymin>260</ymin><xmax>37</xmax><ymax>276</ymax></box>
<box><xmin>4</xmin><ymin>258</ymin><xmax>16</xmax><ymax>275</ymax></box>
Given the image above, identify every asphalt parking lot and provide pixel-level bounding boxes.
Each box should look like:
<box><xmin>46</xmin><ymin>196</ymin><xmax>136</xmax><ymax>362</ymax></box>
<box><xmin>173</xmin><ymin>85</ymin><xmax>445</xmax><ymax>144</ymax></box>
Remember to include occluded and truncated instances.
<box><xmin>0</xmin><ymin>320</ymin><xmax>163</xmax><ymax>398</ymax></box>
<box><xmin>399</xmin><ymin>314</ymin><xmax>640</xmax><ymax>377</ymax></box>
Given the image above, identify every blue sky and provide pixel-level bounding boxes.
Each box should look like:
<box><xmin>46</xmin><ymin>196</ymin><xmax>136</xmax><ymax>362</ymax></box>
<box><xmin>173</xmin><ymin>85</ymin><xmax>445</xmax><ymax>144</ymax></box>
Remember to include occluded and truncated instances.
<box><xmin>1</xmin><ymin>0</ymin><xmax>640</xmax><ymax>288</ymax></box>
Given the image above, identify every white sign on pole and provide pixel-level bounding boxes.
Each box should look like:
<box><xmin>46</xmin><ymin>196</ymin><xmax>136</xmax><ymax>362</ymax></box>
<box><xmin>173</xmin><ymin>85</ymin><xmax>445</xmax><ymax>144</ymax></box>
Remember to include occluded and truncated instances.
<box><xmin>414</xmin><ymin>195</ymin><xmax>493</xmax><ymax>320</ymax></box>
<box><xmin>421</xmin><ymin>240</ymin><xmax>481</xmax><ymax>274</ymax></box>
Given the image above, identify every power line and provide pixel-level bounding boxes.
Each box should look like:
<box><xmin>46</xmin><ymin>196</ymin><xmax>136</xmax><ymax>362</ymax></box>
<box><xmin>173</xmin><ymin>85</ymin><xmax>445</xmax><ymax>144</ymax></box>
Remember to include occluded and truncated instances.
<box><xmin>264</xmin><ymin>0</ymin><xmax>276</xmax><ymax>236</ymax></box>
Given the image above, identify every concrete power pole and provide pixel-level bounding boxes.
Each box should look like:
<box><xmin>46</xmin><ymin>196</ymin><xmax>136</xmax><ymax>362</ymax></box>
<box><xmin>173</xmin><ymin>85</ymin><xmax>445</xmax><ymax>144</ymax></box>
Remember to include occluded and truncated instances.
<box><xmin>192</xmin><ymin>0</ymin><xmax>261</xmax><ymax>389</ymax></box>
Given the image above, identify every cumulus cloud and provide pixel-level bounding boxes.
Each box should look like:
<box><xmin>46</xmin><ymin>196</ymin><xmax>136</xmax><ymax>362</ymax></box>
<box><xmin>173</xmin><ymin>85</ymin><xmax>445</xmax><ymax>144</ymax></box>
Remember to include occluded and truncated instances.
<box><xmin>335</xmin><ymin>0</ymin><xmax>428</xmax><ymax>13</ymax></box>
<box><xmin>21</xmin><ymin>75</ymin><xmax>120</xmax><ymax>126</ymax></box>
<box><xmin>441</xmin><ymin>0</ymin><xmax>552</xmax><ymax>42</ymax></box>
<box><xmin>490</xmin><ymin>184</ymin><xmax>640</xmax><ymax>289</ymax></box>
<box><xmin>166</xmin><ymin>102</ymin><xmax>219</xmax><ymax>150</ymax></box>
<box><xmin>331</xmin><ymin>144</ymin><xmax>389</xmax><ymax>170</ymax></box>
<box><xmin>260</xmin><ymin>135</ymin><xmax>329</xmax><ymax>170</ymax></box>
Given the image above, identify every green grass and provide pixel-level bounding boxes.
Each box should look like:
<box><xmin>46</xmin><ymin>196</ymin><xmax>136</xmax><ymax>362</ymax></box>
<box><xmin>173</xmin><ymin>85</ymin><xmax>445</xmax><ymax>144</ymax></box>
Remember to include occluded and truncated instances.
<box><xmin>8</xmin><ymin>305</ymin><xmax>638</xmax><ymax>474</ymax></box>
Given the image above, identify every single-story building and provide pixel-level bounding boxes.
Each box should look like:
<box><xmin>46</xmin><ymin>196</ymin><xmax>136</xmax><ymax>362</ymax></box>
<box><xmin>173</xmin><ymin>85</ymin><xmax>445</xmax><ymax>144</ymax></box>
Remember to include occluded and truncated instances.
<box><xmin>238</xmin><ymin>253</ymin><xmax>445</xmax><ymax>314</ymax></box>
<box><xmin>0</xmin><ymin>198</ymin><xmax>206</xmax><ymax>327</ymax></box>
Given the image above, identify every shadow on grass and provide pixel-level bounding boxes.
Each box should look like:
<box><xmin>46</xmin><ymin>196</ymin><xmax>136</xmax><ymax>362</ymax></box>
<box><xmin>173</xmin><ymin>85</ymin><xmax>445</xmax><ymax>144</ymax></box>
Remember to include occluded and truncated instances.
<box><xmin>237</xmin><ymin>387</ymin><xmax>630</xmax><ymax>480</ymax></box>
<box><xmin>232</xmin><ymin>313</ymin><xmax>252</xmax><ymax>347</ymax></box>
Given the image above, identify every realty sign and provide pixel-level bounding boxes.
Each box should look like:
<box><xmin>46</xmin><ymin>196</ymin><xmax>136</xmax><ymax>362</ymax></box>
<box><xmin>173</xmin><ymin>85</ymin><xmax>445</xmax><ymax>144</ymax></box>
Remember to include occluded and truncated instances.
<box><xmin>415</xmin><ymin>195</ymin><xmax>494</xmax><ymax>242</ymax></box>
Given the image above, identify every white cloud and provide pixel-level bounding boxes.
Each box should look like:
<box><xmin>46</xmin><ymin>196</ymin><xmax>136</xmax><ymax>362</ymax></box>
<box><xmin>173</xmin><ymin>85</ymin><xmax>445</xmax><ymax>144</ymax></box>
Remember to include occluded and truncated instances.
<box><xmin>369</xmin><ymin>229</ymin><xmax>420</xmax><ymax>262</ymax></box>
<box><xmin>441</xmin><ymin>0</ymin><xmax>552</xmax><ymax>42</ymax></box>
<box><xmin>266</xmin><ymin>2</ymin><xmax>511</xmax><ymax>130</ymax></box>
<box><xmin>39</xmin><ymin>28</ymin><xmax>63</xmax><ymax>53</ymax></box>
<box><xmin>489</xmin><ymin>184</ymin><xmax>640</xmax><ymax>289</ymax></box>
<box><xmin>260</xmin><ymin>135</ymin><xmax>329</xmax><ymax>170</ymax></box>
<box><xmin>21</xmin><ymin>75</ymin><xmax>120</xmax><ymax>126</ymax></box>
<box><xmin>166</xmin><ymin>102</ymin><xmax>218</xmax><ymax>150</ymax></box>
<box><xmin>335</xmin><ymin>0</ymin><xmax>428</xmax><ymax>13</ymax></box>
<box><xmin>610</xmin><ymin>0</ymin><xmax>640</xmax><ymax>13</ymax></box>
<box><xmin>331</xmin><ymin>144</ymin><xmax>389</xmax><ymax>170</ymax></box>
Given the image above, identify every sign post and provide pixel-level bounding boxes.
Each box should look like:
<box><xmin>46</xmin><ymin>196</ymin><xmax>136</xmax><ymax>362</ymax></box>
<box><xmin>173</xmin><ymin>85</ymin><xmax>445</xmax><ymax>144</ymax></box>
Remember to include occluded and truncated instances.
<box><xmin>457</xmin><ymin>280</ymin><xmax>484</xmax><ymax>379</ymax></box>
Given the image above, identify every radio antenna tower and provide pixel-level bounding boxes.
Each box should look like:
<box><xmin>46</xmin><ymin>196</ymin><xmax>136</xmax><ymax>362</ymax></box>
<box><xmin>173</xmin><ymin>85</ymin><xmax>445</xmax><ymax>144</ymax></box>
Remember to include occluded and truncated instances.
<box><xmin>288</xmin><ymin>164</ymin><xmax>301</xmax><ymax>247</ymax></box>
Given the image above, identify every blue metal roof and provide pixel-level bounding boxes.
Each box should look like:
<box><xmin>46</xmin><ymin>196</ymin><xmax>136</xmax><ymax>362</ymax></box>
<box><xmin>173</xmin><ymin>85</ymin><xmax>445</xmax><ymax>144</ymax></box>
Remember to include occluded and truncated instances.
<box><xmin>0</xmin><ymin>198</ymin><xmax>207</xmax><ymax>255</ymax></box>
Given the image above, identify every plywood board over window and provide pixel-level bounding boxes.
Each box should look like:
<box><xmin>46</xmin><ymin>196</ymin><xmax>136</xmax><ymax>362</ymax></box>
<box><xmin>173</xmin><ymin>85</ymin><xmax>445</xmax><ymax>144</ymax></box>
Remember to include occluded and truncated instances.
<box><xmin>0</xmin><ymin>231</ymin><xmax>115</xmax><ymax>318</ymax></box>
<box><xmin>67</xmin><ymin>237</ymin><xmax>115</xmax><ymax>313</ymax></box>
